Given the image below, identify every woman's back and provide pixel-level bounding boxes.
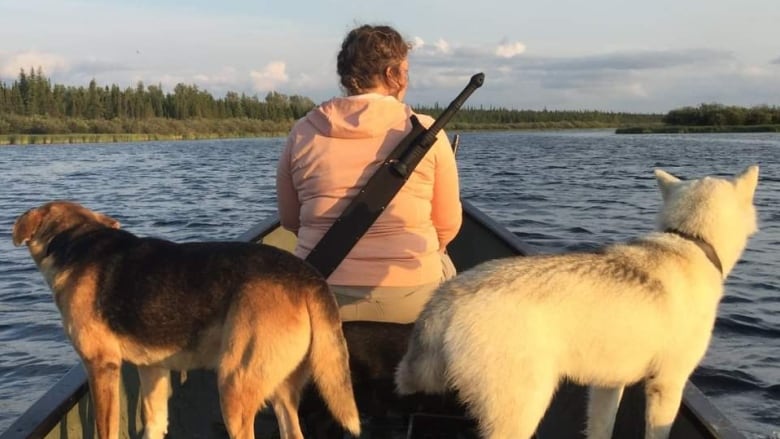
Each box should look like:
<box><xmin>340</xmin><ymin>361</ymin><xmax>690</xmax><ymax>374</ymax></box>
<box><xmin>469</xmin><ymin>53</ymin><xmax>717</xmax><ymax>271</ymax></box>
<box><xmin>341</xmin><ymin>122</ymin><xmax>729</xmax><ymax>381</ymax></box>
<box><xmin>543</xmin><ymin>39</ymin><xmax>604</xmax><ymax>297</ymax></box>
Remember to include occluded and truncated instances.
<box><xmin>276</xmin><ymin>23</ymin><xmax>462</xmax><ymax>322</ymax></box>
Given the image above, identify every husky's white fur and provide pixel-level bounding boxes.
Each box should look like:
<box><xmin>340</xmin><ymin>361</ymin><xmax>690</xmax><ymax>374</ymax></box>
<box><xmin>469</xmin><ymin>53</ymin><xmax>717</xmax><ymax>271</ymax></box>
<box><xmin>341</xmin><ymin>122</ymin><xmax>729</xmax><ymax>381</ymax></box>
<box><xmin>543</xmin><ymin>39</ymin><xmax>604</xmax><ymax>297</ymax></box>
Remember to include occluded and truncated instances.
<box><xmin>395</xmin><ymin>166</ymin><xmax>759</xmax><ymax>439</ymax></box>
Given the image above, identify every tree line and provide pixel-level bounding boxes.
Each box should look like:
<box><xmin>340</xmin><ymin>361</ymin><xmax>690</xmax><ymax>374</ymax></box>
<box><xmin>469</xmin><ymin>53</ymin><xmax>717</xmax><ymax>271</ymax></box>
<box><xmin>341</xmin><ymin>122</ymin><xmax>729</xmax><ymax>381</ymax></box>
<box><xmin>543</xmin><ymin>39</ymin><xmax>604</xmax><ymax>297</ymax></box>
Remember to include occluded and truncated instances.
<box><xmin>415</xmin><ymin>104</ymin><xmax>662</xmax><ymax>130</ymax></box>
<box><xmin>662</xmin><ymin>103</ymin><xmax>780</xmax><ymax>126</ymax></box>
<box><xmin>0</xmin><ymin>68</ymin><xmax>316</xmax><ymax>124</ymax></box>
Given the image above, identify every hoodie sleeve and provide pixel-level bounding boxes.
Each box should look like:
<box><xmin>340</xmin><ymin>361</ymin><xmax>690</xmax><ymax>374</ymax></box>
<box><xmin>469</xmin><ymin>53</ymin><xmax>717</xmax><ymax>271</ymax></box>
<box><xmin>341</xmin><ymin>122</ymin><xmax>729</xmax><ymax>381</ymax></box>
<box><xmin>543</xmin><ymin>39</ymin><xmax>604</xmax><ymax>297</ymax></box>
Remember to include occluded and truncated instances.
<box><xmin>276</xmin><ymin>135</ymin><xmax>301</xmax><ymax>234</ymax></box>
<box><xmin>431</xmin><ymin>130</ymin><xmax>462</xmax><ymax>250</ymax></box>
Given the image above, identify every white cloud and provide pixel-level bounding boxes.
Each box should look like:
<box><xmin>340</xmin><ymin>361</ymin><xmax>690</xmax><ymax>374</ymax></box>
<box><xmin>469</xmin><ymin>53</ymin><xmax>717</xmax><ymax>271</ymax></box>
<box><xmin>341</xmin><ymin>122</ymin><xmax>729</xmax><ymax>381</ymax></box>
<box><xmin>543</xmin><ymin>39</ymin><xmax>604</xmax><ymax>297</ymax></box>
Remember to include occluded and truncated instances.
<box><xmin>627</xmin><ymin>81</ymin><xmax>648</xmax><ymax>98</ymax></box>
<box><xmin>412</xmin><ymin>38</ymin><xmax>455</xmax><ymax>57</ymax></box>
<box><xmin>289</xmin><ymin>72</ymin><xmax>334</xmax><ymax>94</ymax></box>
<box><xmin>495</xmin><ymin>41</ymin><xmax>527</xmax><ymax>58</ymax></box>
<box><xmin>434</xmin><ymin>39</ymin><xmax>452</xmax><ymax>54</ymax></box>
<box><xmin>193</xmin><ymin>67</ymin><xmax>239</xmax><ymax>88</ymax></box>
<box><xmin>250</xmin><ymin>61</ymin><xmax>289</xmax><ymax>92</ymax></box>
<box><xmin>0</xmin><ymin>51</ymin><xmax>68</xmax><ymax>79</ymax></box>
<box><xmin>406</xmin><ymin>45</ymin><xmax>760</xmax><ymax>112</ymax></box>
<box><xmin>739</xmin><ymin>65</ymin><xmax>770</xmax><ymax>78</ymax></box>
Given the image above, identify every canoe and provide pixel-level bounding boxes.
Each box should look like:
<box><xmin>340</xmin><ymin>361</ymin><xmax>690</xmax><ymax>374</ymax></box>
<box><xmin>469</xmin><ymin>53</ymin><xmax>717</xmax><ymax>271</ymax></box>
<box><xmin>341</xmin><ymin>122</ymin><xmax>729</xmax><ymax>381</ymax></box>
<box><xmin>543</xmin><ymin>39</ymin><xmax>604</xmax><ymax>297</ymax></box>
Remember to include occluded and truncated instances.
<box><xmin>0</xmin><ymin>200</ymin><xmax>746</xmax><ymax>439</ymax></box>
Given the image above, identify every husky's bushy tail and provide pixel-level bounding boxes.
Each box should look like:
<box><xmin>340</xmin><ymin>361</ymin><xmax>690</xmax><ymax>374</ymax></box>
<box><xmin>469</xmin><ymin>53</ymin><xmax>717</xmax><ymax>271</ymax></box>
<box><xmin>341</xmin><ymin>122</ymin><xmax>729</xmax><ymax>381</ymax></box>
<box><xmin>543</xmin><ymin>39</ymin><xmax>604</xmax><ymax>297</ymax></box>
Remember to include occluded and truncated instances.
<box><xmin>394</xmin><ymin>292</ymin><xmax>452</xmax><ymax>394</ymax></box>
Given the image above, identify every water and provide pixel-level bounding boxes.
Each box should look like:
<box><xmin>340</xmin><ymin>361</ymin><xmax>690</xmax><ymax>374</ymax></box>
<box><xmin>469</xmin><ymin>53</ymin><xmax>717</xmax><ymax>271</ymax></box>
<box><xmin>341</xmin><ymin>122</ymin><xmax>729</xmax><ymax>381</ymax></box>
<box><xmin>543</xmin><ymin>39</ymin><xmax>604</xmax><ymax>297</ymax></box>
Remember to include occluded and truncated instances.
<box><xmin>0</xmin><ymin>131</ymin><xmax>777</xmax><ymax>437</ymax></box>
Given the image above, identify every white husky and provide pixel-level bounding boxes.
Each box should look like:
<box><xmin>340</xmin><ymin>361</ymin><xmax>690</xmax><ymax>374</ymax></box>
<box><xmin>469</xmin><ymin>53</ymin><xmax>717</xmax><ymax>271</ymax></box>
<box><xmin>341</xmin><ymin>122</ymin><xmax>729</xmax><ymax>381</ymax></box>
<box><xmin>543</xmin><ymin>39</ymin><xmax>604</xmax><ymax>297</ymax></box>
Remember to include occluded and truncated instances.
<box><xmin>395</xmin><ymin>166</ymin><xmax>759</xmax><ymax>439</ymax></box>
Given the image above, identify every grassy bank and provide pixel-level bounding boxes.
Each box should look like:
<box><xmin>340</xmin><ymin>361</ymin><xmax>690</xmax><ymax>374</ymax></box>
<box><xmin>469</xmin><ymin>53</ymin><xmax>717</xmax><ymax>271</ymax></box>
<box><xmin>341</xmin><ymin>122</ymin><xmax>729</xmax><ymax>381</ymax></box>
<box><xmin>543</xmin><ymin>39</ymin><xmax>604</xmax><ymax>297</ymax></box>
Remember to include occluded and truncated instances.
<box><xmin>616</xmin><ymin>124</ymin><xmax>780</xmax><ymax>134</ymax></box>
<box><xmin>448</xmin><ymin>121</ymin><xmax>624</xmax><ymax>130</ymax></box>
<box><xmin>0</xmin><ymin>132</ymin><xmax>287</xmax><ymax>146</ymax></box>
<box><xmin>0</xmin><ymin>116</ymin><xmax>296</xmax><ymax>145</ymax></box>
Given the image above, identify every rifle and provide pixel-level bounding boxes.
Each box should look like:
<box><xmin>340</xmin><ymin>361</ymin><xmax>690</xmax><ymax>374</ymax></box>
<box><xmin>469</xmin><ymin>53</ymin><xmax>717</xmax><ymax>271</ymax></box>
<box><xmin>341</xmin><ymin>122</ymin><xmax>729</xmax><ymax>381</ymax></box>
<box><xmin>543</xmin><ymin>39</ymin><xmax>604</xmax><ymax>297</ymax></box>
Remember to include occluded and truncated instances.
<box><xmin>305</xmin><ymin>73</ymin><xmax>485</xmax><ymax>278</ymax></box>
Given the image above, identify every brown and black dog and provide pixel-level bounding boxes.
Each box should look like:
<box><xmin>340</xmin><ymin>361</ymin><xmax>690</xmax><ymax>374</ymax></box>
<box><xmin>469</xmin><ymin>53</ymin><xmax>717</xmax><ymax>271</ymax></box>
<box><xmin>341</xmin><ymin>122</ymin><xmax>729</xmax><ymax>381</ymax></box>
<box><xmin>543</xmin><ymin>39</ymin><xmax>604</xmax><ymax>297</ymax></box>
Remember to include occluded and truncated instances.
<box><xmin>12</xmin><ymin>200</ymin><xmax>360</xmax><ymax>439</ymax></box>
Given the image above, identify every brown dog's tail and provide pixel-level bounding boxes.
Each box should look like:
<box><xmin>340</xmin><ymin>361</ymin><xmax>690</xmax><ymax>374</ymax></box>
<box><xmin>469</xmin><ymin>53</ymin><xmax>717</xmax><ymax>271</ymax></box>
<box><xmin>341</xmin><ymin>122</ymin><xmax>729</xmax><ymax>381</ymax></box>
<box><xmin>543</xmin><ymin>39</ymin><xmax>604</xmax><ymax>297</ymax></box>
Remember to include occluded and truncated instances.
<box><xmin>307</xmin><ymin>285</ymin><xmax>361</xmax><ymax>436</ymax></box>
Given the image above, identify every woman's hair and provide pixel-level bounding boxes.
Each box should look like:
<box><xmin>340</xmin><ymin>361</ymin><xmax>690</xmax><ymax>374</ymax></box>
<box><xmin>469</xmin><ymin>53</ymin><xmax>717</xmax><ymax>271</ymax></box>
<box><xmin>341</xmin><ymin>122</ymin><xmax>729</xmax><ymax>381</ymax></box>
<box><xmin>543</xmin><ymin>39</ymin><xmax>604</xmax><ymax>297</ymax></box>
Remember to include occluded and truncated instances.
<box><xmin>337</xmin><ymin>24</ymin><xmax>410</xmax><ymax>95</ymax></box>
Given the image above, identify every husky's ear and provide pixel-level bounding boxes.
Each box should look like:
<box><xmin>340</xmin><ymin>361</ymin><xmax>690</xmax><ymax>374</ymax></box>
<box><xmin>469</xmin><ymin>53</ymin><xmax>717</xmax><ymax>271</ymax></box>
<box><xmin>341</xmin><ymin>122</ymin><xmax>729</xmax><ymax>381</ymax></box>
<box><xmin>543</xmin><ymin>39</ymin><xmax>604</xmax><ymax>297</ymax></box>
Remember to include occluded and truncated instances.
<box><xmin>654</xmin><ymin>169</ymin><xmax>680</xmax><ymax>201</ymax></box>
<box><xmin>734</xmin><ymin>164</ymin><xmax>759</xmax><ymax>202</ymax></box>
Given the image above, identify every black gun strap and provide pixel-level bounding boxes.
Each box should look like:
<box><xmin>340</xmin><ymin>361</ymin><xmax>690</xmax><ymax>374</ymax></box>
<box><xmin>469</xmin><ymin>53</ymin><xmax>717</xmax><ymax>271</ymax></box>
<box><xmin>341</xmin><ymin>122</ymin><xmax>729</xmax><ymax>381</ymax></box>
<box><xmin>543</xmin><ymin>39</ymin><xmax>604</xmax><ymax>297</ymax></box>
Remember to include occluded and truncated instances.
<box><xmin>304</xmin><ymin>117</ymin><xmax>430</xmax><ymax>278</ymax></box>
<box><xmin>304</xmin><ymin>73</ymin><xmax>484</xmax><ymax>279</ymax></box>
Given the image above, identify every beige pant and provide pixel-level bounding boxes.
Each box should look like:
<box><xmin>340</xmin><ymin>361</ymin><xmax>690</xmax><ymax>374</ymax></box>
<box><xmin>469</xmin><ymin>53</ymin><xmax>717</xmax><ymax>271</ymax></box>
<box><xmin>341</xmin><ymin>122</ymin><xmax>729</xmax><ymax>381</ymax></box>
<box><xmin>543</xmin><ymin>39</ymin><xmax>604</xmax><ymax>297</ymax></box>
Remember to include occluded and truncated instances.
<box><xmin>331</xmin><ymin>253</ymin><xmax>457</xmax><ymax>324</ymax></box>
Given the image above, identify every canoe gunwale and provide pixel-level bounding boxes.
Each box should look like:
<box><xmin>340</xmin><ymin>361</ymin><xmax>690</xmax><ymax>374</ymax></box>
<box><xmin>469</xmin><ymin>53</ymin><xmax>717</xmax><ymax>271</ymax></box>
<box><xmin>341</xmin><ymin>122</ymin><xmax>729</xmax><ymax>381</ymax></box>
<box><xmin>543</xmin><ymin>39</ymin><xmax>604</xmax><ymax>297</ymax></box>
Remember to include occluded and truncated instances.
<box><xmin>0</xmin><ymin>365</ymin><xmax>88</xmax><ymax>439</ymax></box>
<box><xmin>459</xmin><ymin>199</ymin><xmax>536</xmax><ymax>256</ymax></box>
<box><xmin>681</xmin><ymin>383</ymin><xmax>746</xmax><ymax>439</ymax></box>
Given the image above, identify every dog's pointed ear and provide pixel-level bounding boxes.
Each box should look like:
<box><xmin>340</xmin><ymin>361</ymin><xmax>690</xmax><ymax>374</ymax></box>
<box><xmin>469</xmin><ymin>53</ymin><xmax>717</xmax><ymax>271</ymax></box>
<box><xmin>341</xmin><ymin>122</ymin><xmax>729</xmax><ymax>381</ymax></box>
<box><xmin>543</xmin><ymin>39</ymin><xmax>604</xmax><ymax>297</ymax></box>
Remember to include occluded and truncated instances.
<box><xmin>734</xmin><ymin>164</ymin><xmax>759</xmax><ymax>202</ymax></box>
<box><xmin>654</xmin><ymin>169</ymin><xmax>680</xmax><ymax>201</ymax></box>
<box><xmin>96</xmin><ymin>213</ymin><xmax>121</xmax><ymax>229</ymax></box>
<box><xmin>12</xmin><ymin>208</ymin><xmax>43</xmax><ymax>246</ymax></box>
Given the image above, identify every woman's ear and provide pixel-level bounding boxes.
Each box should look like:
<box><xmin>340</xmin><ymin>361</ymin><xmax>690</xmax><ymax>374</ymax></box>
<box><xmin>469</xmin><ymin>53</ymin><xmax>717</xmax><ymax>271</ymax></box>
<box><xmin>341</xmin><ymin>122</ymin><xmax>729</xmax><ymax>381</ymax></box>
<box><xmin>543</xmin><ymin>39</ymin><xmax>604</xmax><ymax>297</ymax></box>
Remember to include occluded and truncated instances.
<box><xmin>384</xmin><ymin>66</ymin><xmax>400</xmax><ymax>88</ymax></box>
<box><xmin>385</xmin><ymin>65</ymin><xmax>408</xmax><ymax>100</ymax></box>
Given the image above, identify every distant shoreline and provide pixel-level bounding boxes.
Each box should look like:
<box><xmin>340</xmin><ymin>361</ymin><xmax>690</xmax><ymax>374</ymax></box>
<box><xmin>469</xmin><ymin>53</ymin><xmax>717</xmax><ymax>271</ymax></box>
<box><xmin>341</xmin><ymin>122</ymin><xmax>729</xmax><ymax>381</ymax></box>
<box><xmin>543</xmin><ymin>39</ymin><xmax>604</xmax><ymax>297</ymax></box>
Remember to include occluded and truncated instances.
<box><xmin>616</xmin><ymin>124</ymin><xmax>780</xmax><ymax>134</ymax></box>
<box><xmin>0</xmin><ymin>122</ymin><xmax>622</xmax><ymax>146</ymax></box>
<box><xmin>0</xmin><ymin>132</ymin><xmax>287</xmax><ymax>146</ymax></box>
<box><xmin>4</xmin><ymin>123</ymin><xmax>779</xmax><ymax>146</ymax></box>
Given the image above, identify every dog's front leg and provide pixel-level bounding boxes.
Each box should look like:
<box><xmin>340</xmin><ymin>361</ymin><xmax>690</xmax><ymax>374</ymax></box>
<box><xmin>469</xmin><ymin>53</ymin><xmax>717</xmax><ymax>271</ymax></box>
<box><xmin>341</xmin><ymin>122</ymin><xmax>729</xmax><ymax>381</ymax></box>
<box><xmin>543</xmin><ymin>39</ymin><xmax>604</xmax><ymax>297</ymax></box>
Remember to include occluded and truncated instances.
<box><xmin>84</xmin><ymin>360</ymin><xmax>122</xmax><ymax>439</ymax></box>
<box><xmin>138</xmin><ymin>366</ymin><xmax>172</xmax><ymax>439</ymax></box>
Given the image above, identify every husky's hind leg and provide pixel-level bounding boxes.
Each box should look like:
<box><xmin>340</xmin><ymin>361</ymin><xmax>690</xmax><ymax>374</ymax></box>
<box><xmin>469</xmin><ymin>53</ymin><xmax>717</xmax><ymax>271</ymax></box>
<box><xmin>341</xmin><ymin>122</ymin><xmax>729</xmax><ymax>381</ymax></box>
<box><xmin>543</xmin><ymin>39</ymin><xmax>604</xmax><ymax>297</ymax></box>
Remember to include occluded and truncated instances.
<box><xmin>644</xmin><ymin>374</ymin><xmax>686</xmax><ymax>439</ymax></box>
<box><xmin>456</xmin><ymin>364</ymin><xmax>557</xmax><ymax>439</ymax></box>
<box><xmin>586</xmin><ymin>386</ymin><xmax>624</xmax><ymax>439</ymax></box>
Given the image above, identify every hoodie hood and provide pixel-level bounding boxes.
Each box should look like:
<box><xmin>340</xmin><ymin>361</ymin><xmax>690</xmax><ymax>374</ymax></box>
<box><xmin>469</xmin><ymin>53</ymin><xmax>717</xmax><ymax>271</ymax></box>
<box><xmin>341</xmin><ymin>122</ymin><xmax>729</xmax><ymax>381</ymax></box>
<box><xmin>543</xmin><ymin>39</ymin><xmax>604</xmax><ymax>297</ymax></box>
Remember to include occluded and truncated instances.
<box><xmin>306</xmin><ymin>93</ymin><xmax>413</xmax><ymax>139</ymax></box>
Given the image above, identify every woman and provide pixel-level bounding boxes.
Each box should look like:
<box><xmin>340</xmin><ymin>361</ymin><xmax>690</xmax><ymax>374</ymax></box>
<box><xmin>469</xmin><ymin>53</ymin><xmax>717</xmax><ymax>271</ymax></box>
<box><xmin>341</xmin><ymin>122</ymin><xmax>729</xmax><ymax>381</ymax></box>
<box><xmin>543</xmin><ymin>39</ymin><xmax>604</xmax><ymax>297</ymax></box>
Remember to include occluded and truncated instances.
<box><xmin>276</xmin><ymin>24</ymin><xmax>461</xmax><ymax>323</ymax></box>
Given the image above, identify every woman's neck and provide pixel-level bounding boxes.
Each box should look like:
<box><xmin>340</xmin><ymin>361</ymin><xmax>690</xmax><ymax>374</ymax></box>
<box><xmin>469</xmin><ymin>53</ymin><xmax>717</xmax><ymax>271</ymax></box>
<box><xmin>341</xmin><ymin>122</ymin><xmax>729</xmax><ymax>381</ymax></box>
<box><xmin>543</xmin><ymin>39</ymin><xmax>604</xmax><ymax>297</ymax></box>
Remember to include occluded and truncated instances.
<box><xmin>354</xmin><ymin>84</ymin><xmax>394</xmax><ymax>97</ymax></box>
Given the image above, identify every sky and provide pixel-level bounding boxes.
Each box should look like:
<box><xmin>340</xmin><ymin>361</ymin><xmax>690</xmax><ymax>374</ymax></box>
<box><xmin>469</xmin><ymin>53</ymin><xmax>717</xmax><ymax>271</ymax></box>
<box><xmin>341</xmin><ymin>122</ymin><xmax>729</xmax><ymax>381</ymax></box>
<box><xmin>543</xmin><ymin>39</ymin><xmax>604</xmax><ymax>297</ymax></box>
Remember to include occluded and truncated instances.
<box><xmin>1</xmin><ymin>0</ymin><xmax>779</xmax><ymax>113</ymax></box>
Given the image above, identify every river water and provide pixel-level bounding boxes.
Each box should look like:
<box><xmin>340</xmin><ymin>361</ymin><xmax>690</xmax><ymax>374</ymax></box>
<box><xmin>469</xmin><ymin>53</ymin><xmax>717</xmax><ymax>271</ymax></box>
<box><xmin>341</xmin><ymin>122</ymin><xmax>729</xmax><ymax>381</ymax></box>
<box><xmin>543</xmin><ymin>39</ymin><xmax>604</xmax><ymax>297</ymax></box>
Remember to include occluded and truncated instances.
<box><xmin>0</xmin><ymin>131</ymin><xmax>777</xmax><ymax>437</ymax></box>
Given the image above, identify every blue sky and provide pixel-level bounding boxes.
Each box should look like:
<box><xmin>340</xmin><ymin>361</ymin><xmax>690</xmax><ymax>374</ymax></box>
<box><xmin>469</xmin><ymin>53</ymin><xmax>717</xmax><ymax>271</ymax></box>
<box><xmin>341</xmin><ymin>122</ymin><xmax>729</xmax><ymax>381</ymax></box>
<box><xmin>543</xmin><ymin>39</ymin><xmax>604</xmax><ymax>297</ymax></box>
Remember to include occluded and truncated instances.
<box><xmin>1</xmin><ymin>0</ymin><xmax>779</xmax><ymax>112</ymax></box>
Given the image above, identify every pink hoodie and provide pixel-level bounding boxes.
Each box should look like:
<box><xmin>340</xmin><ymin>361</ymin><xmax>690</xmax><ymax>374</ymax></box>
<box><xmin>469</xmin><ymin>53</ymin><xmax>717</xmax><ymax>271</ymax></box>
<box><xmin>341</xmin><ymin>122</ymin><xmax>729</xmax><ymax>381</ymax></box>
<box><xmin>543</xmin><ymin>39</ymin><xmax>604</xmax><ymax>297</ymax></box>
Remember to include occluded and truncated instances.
<box><xmin>276</xmin><ymin>93</ymin><xmax>462</xmax><ymax>286</ymax></box>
